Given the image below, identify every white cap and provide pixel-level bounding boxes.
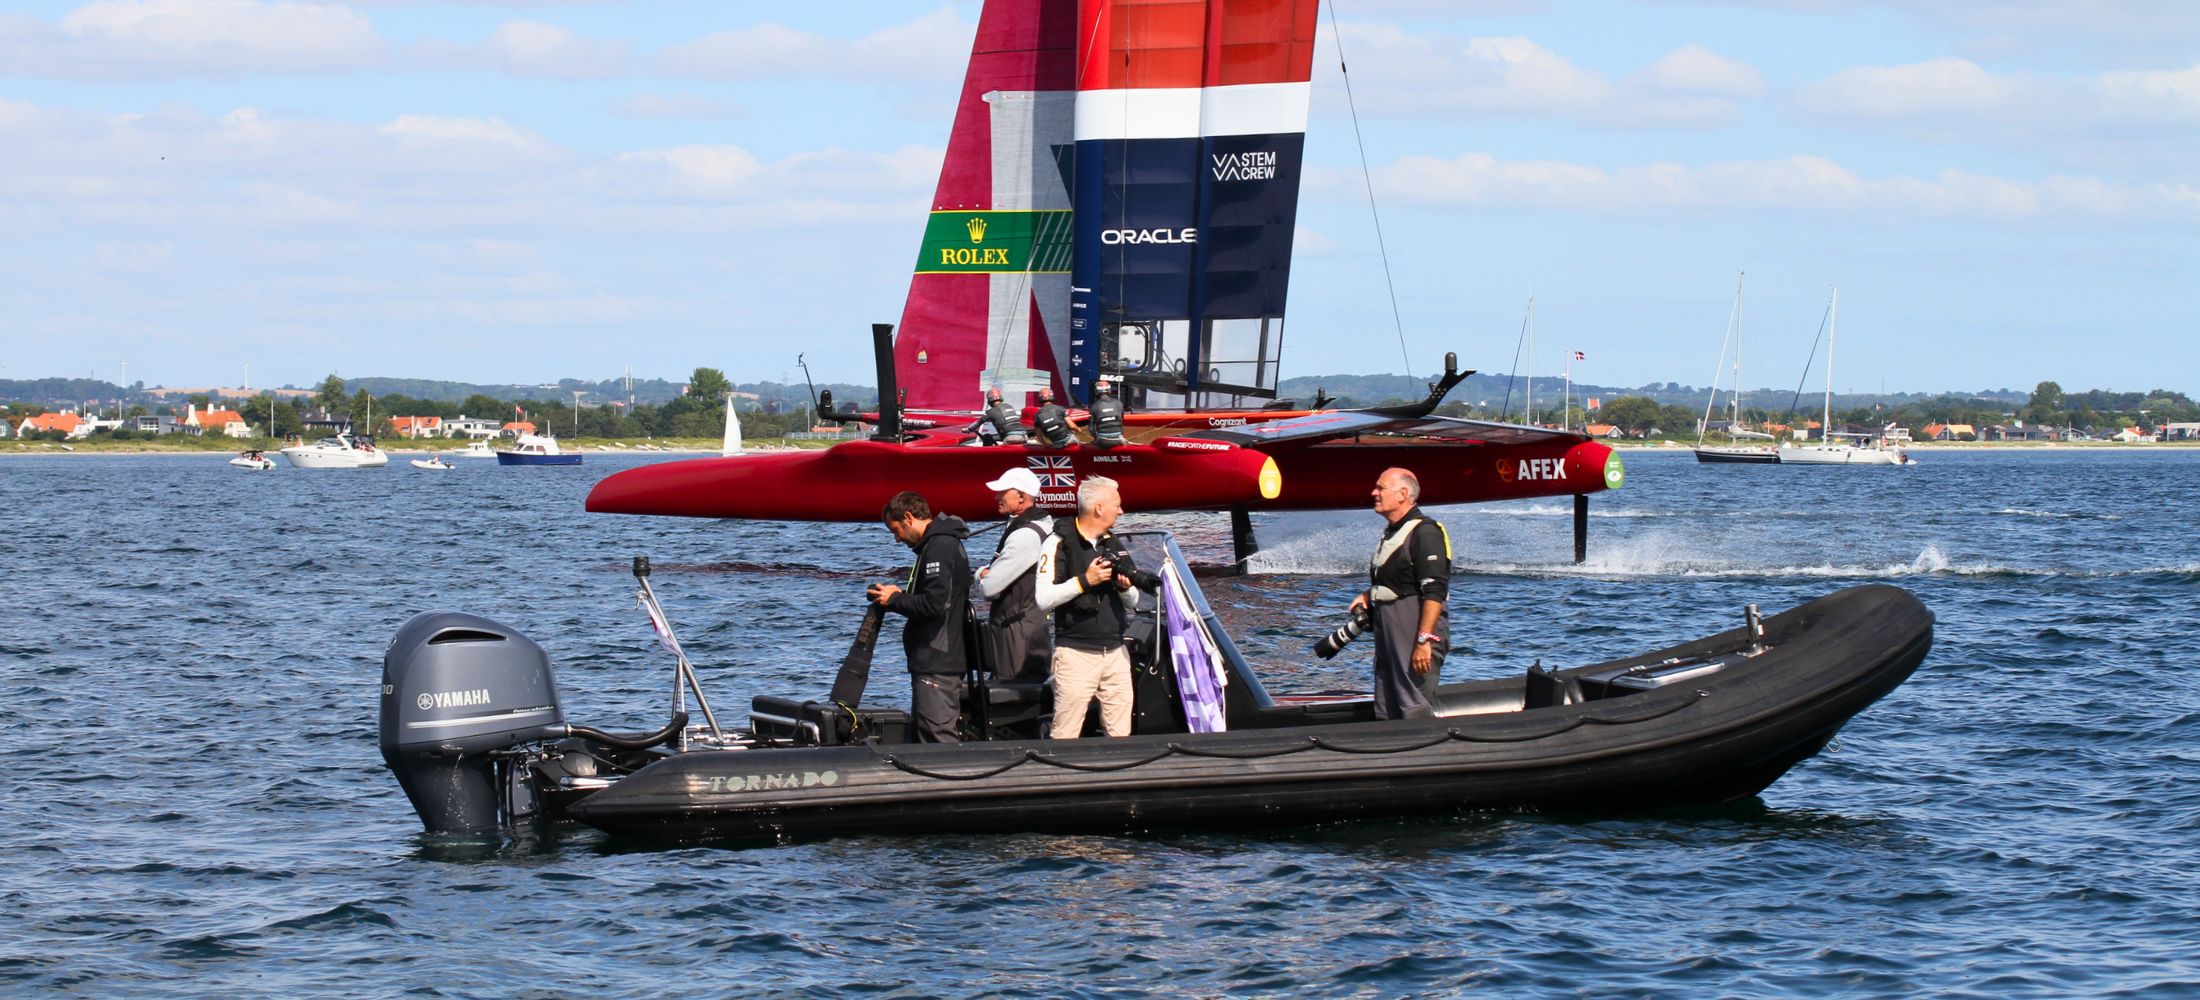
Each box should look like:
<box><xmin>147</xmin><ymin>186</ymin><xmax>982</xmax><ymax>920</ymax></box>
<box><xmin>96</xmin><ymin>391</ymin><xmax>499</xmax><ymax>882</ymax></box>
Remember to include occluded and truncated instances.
<box><xmin>985</xmin><ymin>466</ymin><xmax>1044</xmax><ymax>496</ymax></box>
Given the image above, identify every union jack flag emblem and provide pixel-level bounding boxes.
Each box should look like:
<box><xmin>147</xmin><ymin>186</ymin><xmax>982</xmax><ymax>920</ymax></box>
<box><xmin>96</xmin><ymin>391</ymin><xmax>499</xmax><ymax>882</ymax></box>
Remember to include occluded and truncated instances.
<box><xmin>1028</xmin><ymin>454</ymin><xmax>1077</xmax><ymax>489</ymax></box>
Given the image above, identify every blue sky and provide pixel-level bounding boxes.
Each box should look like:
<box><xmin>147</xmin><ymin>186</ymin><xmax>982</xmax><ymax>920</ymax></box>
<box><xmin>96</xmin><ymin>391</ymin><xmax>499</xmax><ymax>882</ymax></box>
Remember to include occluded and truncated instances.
<box><xmin>2</xmin><ymin>0</ymin><xmax>2194</xmax><ymax>396</ymax></box>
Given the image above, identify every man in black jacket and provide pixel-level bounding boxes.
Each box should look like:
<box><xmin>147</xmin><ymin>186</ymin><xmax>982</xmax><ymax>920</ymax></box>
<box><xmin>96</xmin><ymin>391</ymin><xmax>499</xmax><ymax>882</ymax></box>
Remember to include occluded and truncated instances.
<box><xmin>1034</xmin><ymin>475</ymin><xmax>1142</xmax><ymax>738</ymax></box>
<box><xmin>867</xmin><ymin>491</ymin><xmax>974</xmax><ymax>742</ymax></box>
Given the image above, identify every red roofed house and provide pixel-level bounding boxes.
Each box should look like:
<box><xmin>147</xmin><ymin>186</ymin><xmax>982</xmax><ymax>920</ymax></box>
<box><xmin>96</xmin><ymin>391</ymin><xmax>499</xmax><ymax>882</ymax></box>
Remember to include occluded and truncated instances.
<box><xmin>390</xmin><ymin>415</ymin><xmax>444</xmax><ymax>439</ymax></box>
<box><xmin>1583</xmin><ymin>423</ymin><xmax>1621</xmax><ymax>438</ymax></box>
<box><xmin>20</xmin><ymin>411</ymin><xmax>89</xmax><ymax>438</ymax></box>
<box><xmin>183</xmin><ymin>403</ymin><xmax>252</xmax><ymax>438</ymax></box>
<box><xmin>501</xmin><ymin>421</ymin><xmax>536</xmax><ymax>437</ymax></box>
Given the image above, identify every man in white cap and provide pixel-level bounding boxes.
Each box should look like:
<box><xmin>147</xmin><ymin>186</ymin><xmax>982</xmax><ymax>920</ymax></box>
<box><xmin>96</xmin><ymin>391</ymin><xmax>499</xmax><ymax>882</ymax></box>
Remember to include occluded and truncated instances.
<box><xmin>977</xmin><ymin>465</ymin><xmax>1055</xmax><ymax>682</ymax></box>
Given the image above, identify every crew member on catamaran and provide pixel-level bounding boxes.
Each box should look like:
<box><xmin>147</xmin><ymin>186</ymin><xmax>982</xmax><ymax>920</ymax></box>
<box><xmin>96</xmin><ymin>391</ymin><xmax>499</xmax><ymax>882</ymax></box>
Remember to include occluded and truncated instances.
<box><xmin>1031</xmin><ymin>387</ymin><xmax>1073</xmax><ymax>448</ymax></box>
<box><xmin>1347</xmin><ymin>468</ymin><xmax>1451</xmax><ymax>720</ymax></box>
<box><xmin>973</xmin><ymin>388</ymin><xmax>1027</xmax><ymax>446</ymax></box>
<box><xmin>1088</xmin><ymin>378</ymin><xmax>1126</xmax><ymax>449</ymax></box>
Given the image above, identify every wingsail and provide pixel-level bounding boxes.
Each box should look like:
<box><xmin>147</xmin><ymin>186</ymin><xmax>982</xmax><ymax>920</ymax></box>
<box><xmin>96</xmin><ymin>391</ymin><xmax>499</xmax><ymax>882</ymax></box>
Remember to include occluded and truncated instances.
<box><xmin>1070</xmin><ymin>0</ymin><xmax>1317</xmax><ymax>407</ymax></box>
<box><xmin>892</xmin><ymin>1</ymin><xmax>1077</xmax><ymax>412</ymax></box>
<box><xmin>894</xmin><ymin>0</ymin><xmax>1317</xmax><ymax>412</ymax></box>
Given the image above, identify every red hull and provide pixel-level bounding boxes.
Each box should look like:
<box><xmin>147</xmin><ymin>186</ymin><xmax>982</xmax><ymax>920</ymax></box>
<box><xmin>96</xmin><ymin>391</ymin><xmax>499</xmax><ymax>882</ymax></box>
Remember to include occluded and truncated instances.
<box><xmin>585</xmin><ymin>434</ymin><xmax>1617</xmax><ymax>522</ymax></box>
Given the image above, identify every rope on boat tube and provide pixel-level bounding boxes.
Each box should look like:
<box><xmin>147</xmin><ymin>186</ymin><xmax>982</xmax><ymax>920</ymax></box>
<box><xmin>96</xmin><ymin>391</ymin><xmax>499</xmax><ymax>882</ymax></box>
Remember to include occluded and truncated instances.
<box><xmin>880</xmin><ymin>690</ymin><xmax>1710</xmax><ymax>781</ymax></box>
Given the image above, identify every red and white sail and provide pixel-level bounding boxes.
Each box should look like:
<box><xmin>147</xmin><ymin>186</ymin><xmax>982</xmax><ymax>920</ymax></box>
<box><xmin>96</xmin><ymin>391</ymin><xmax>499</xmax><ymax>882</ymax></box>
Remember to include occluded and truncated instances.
<box><xmin>894</xmin><ymin>0</ymin><xmax>1318</xmax><ymax>411</ymax></box>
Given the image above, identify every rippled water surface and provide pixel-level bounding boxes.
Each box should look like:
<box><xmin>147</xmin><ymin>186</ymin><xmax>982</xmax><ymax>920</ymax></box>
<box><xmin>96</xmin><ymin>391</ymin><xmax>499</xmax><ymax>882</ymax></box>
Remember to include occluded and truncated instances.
<box><xmin>3</xmin><ymin>449</ymin><xmax>2196</xmax><ymax>996</ymax></box>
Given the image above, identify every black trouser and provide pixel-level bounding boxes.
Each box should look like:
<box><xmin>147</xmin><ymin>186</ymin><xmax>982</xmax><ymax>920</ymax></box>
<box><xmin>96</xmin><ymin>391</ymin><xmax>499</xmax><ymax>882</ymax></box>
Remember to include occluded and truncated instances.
<box><xmin>912</xmin><ymin>673</ymin><xmax>964</xmax><ymax>743</ymax></box>
<box><xmin>990</xmin><ymin>613</ymin><xmax>1052</xmax><ymax>683</ymax></box>
<box><xmin>1371</xmin><ymin>598</ymin><xmax>1446</xmax><ymax>721</ymax></box>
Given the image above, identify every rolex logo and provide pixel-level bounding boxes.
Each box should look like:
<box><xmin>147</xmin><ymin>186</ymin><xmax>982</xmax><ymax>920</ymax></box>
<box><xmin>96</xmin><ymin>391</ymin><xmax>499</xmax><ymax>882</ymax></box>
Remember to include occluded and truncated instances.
<box><xmin>966</xmin><ymin>217</ymin><xmax>987</xmax><ymax>242</ymax></box>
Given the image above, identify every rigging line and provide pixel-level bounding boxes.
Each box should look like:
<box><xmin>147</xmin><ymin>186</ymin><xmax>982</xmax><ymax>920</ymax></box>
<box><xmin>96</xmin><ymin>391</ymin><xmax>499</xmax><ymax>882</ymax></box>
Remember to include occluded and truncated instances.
<box><xmin>1499</xmin><ymin>297</ymin><xmax>1529</xmax><ymax>421</ymax></box>
<box><xmin>1779</xmin><ymin>299</ymin><xmax>1834</xmax><ymax>434</ymax></box>
<box><xmin>1697</xmin><ymin>271</ymin><xmax>1743</xmax><ymax>448</ymax></box>
<box><xmin>1326</xmin><ymin>0</ymin><xmax>1411</xmax><ymax>380</ymax></box>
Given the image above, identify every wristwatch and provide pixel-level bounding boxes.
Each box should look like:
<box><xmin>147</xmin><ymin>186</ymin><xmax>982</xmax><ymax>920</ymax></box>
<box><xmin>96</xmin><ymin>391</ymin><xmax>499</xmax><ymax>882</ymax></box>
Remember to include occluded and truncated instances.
<box><xmin>1415</xmin><ymin>631</ymin><xmax>1439</xmax><ymax>645</ymax></box>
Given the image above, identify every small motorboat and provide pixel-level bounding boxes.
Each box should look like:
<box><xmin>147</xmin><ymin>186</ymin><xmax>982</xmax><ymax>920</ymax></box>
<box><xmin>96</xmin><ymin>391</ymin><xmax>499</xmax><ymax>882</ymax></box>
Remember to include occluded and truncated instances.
<box><xmin>229</xmin><ymin>449</ymin><xmax>276</xmax><ymax>471</ymax></box>
<box><xmin>495</xmin><ymin>433</ymin><xmax>582</xmax><ymax>466</ymax></box>
<box><xmin>410</xmin><ymin>455</ymin><xmax>453</xmax><ymax>470</ymax></box>
<box><xmin>381</xmin><ymin>531</ymin><xmax>1933</xmax><ymax>843</ymax></box>
<box><xmin>280</xmin><ymin>432</ymin><xmax>388</xmax><ymax>469</ymax></box>
<box><xmin>456</xmin><ymin>440</ymin><xmax>496</xmax><ymax>459</ymax></box>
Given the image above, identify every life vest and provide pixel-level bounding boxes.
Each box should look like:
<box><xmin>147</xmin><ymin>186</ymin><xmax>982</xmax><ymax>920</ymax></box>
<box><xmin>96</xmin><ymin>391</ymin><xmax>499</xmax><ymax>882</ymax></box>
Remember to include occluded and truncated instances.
<box><xmin>1090</xmin><ymin>396</ymin><xmax>1125</xmax><ymax>445</ymax></box>
<box><xmin>985</xmin><ymin>400</ymin><xmax>1026</xmax><ymax>443</ymax></box>
<box><xmin>1368</xmin><ymin>514</ymin><xmax>1451</xmax><ymax>605</ymax></box>
<box><xmin>1033</xmin><ymin>403</ymin><xmax>1072</xmax><ymax>446</ymax></box>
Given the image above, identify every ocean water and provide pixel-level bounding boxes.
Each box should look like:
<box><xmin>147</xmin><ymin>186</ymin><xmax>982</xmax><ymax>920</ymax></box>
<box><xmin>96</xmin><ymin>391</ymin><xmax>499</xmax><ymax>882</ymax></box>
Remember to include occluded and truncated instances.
<box><xmin>2</xmin><ymin>449</ymin><xmax>2195</xmax><ymax>996</ymax></box>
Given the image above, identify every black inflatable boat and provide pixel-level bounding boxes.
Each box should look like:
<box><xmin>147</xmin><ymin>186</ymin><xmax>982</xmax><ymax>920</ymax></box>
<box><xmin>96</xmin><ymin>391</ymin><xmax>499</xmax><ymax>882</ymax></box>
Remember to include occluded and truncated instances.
<box><xmin>379</xmin><ymin>531</ymin><xmax>1932</xmax><ymax>843</ymax></box>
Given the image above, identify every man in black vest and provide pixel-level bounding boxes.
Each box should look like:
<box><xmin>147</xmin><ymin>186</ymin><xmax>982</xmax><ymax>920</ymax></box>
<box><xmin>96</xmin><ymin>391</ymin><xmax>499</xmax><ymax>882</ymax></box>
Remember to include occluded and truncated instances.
<box><xmin>1030</xmin><ymin>387</ymin><xmax>1074</xmax><ymax>448</ymax></box>
<box><xmin>1088</xmin><ymin>378</ymin><xmax>1126</xmax><ymax>449</ymax></box>
<box><xmin>1346</xmin><ymin>467</ymin><xmax>1451</xmax><ymax>720</ymax></box>
<box><xmin>977</xmin><ymin>465</ymin><xmax>1054</xmax><ymax>683</ymax></box>
<box><xmin>1034</xmin><ymin>475</ymin><xmax>1142</xmax><ymax>738</ymax></box>
<box><xmin>969</xmin><ymin>388</ymin><xmax>1026</xmax><ymax>446</ymax></box>
<box><xmin>867</xmin><ymin>491</ymin><xmax>974</xmax><ymax>742</ymax></box>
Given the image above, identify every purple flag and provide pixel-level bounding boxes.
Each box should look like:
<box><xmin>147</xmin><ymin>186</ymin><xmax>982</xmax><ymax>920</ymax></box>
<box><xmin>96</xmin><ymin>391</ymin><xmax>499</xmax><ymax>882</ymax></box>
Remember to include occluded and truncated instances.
<box><xmin>1163</xmin><ymin>561</ymin><xmax>1229</xmax><ymax>733</ymax></box>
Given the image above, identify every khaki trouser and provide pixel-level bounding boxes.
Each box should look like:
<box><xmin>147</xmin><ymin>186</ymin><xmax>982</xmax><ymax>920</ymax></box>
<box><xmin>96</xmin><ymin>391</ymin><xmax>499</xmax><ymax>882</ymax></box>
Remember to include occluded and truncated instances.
<box><xmin>1049</xmin><ymin>644</ymin><xmax>1132</xmax><ymax>739</ymax></box>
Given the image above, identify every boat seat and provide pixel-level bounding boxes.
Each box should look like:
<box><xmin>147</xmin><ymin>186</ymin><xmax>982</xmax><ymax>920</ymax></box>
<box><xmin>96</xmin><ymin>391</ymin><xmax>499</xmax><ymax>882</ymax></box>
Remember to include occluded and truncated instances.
<box><xmin>1524</xmin><ymin>664</ymin><xmax>1583</xmax><ymax>709</ymax></box>
<box><xmin>981</xmin><ymin>681</ymin><xmax>1049</xmax><ymax>708</ymax></box>
<box><xmin>750</xmin><ymin>695</ymin><xmax>909</xmax><ymax>746</ymax></box>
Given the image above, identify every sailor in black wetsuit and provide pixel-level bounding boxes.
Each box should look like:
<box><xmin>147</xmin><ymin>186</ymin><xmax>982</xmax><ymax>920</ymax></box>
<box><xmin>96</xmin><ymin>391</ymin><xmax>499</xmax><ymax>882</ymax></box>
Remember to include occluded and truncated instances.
<box><xmin>968</xmin><ymin>388</ymin><xmax>1025</xmax><ymax>446</ymax></box>
<box><xmin>1031</xmin><ymin>387</ymin><xmax>1074</xmax><ymax>448</ymax></box>
<box><xmin>867</xmin><ymin>491</ymin><xmax>974</xmax><ymax>742</ymax></box>
<box><xmin>1347</xmin><ymin>467</ymin><xmax>1451</xmax><ymax>720</ymax></box>
<box><xmin>1088</xmin><ymin>378</ymin><xmax>1126</xmax><ymax>449</ymax></box>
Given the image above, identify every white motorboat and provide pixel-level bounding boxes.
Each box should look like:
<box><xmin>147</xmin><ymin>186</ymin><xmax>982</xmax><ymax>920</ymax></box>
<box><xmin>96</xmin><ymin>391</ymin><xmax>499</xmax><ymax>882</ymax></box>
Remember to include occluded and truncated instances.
<box><xmin>229</xmin><ymin>449</ymin><xmax>277</xmax><ymax>471</ymax></box>
<box><xmin>496</xmin><ymin>433</ymin><xmax>582</xmax><ymax>466</ymax></box>
<box><xmin>456</xmin><ymin>440</ymin><xmax>496</xmax><ymax>459</ymax></box>
<box><xmin>280</xmin><ymin>433</ymin><xmax>389</xmax><ymax>469</ymax></box>
<box><xmin>410</xmin><ymin>455</ymin><xmax>453</xmax><ymax>470</ymax></box>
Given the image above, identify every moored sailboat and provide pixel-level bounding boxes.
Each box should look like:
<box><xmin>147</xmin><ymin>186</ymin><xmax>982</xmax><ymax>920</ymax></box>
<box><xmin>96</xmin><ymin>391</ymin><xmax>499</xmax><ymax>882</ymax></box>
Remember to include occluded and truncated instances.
<box><xmin>1694</xmin><ymin>272</ymin><xmax>1780</xmax><ymax>464</ymax></box>
<box><xmin>1780</xmin><ymin>289</ymin><xmax>1911</xmax><ymax>466</ymax></box>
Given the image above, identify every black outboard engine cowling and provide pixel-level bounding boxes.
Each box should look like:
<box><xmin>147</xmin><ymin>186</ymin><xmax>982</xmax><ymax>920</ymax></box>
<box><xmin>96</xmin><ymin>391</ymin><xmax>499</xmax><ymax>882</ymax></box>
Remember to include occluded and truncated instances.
<box><xmin>379</xmin><ymin>612</ymin><xmax>567</xmax><ymax>836</ymax></box>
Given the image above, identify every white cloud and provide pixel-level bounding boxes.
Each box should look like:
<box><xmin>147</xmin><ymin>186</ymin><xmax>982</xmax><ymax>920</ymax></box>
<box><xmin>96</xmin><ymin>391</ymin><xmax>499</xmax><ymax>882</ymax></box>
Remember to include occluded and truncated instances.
<box><xmin>1792</xmin><ymin>57</ymin><xmax>2200</xmax><ymax>165</ymax></box>
<box><xmin>0</xmin><ymin>97</ymin><xmax>938</xmax><ymax>239</ymax></box>
<box><xmin>1648</xmin><ymin>0</ymin><xmax>2200</xmax><ymax>54</ymax></box>
<box><xmin>1360</xmin><ymin>151</ymin><xmax>2197</xmax><ymax>224</ymax></box>
<box><xmin>1794</xmin><ymin>58</ymin><xmax>2026</xmax><ymax>120</ymax></box>
<box><xmin>1322</xmin><ymin>25</ymin><xmax>1762</xmax><ymax>128</ymax></box>
<box><xmin>657</xmin><ymin>6</ymin><xmax>970</xmax><ymax>86</ymax></box>
<box><xmin>37</xmin><ymin>0</ymin><xmax>387</xmax><ymax>77</ymax></box>
<box><xmin>1635</xmin><ymin>44</ymin><xmax>1765</xmax><ymax>99</ymax></box>
<box><xmin>484</xmin><ymin>18</ymin><xmax>628</xmax><ymax>79</ymax></box>
<box><xmin>613</xmin><ymin>92</ymin><xmax>748</xmax><ymax>121</ymax></box>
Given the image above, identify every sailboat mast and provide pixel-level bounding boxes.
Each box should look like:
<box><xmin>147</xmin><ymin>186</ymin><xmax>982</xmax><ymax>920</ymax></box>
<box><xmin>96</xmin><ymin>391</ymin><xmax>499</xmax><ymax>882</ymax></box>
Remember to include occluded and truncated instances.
<box><xmin>1525</xmin><ymin>294</ymin><xmax>1535</xmax><ymax>424</ymax></box>
<box><xmin>1825</xmin><ymin>288</ymin><xmax>1837</xmax><ymax>445</ymax></box>
<box><xmin>1733</xmin><ymin>272</ymin><xmax>1745</xmax><ymax>433</ymax></box>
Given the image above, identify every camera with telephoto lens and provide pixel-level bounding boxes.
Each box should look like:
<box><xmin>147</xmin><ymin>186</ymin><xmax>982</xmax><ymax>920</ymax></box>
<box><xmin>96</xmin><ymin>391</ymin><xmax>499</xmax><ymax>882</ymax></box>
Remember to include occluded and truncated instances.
<box><xmin>1101</xmin><ymin>545</ymin><xmax>1162</xmax><ymax>593</ymax></box>
<box><xmin>1313</xmin><ymin>606</ymin><xmax>1372</xmax><ymax>659</ymax></box>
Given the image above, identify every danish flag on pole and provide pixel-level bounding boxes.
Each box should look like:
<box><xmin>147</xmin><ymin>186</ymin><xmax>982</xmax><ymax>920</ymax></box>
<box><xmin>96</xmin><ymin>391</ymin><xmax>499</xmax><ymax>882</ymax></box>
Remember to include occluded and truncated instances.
<box><xmin>1572</xmin><ymin>351</ymin><xmax>1586</xmax><ymax>361</ymax></box>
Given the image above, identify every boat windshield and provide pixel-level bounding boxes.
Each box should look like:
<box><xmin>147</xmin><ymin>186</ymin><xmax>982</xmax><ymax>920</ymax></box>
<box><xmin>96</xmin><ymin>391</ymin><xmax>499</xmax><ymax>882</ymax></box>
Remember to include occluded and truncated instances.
<box><xmin>1114</xmin><ymin>530</ymin><xmax>1276</xmax><ymax>712</ymax></box>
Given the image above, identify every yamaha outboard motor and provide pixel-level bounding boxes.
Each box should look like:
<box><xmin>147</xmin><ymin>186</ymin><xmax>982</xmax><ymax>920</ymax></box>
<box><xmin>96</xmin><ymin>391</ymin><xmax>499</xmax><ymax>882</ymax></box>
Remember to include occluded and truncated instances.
<box><xmin>379</xmin><ymin>612</ymin><xmax>567</xmax><ymax>836</ymax></box>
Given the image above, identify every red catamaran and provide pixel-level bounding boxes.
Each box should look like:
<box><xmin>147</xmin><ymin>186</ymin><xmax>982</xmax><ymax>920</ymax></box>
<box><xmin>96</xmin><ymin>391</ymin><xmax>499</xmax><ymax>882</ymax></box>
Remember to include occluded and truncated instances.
<box><xmin>587</xmin><ymin>0</ymin><xmax>1622</xmax><ymax>560</ymax></box>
